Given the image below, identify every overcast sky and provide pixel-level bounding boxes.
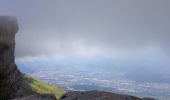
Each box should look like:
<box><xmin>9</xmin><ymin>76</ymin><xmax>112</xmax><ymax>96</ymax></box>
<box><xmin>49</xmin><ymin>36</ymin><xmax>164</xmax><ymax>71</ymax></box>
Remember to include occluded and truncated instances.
<box><xmin>0</xmin><ymin>0</ymin><xmax>170</xmax><ymax>60</ymax></box>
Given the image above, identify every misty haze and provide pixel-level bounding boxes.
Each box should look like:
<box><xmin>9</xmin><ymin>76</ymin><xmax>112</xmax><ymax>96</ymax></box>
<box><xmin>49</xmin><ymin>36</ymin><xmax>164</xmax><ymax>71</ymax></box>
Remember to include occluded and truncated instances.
<box><xmin>1</xmin><ymin>0</ymin><xmax>170</xmax><ymax>100</ymax></box>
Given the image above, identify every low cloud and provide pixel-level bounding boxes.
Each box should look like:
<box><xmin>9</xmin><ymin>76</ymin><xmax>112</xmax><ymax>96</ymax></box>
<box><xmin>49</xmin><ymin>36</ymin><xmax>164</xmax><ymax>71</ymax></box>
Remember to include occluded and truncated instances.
<box><xmin>0</xmin><ymin>0</ymin><xmax>169</xmax><ymax>58</ymax></box>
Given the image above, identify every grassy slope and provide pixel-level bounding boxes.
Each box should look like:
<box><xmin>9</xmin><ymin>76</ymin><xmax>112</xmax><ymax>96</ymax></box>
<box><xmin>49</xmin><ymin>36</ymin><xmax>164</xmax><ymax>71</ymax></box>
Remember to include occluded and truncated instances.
<box><xmin>22</xmin><ymin>74</ymin><xmax>65</xmax><ymax>99</ymax></box>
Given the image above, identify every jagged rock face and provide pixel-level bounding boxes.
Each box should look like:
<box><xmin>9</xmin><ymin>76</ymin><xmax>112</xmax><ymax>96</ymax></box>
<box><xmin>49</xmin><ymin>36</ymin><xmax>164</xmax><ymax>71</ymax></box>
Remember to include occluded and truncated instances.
<box><xmin>60</xmin><ymin>91</ymin><xmax>156</xmax><ymax>100</ymax></box>
<box><xmin>0</xmin><ymin>16</ymin><xmax>23</xmax><ymax>100</ymax></box>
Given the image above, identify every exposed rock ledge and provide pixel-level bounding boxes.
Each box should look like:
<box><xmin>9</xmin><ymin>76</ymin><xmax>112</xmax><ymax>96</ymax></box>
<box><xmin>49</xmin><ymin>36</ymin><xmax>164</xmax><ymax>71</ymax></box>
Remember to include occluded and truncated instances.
<box><xmin>13</xmin><ymin>91</ymin><xmax>156</xmax><ymax>100</ymax></box>
<box><xmin>60</xmin><ymin>91</ymin><xmax>156</xmax><ymax>100</ymax></box>
<box><xmin>12</xmin><ymin>94</ymin><xmax>57</xmax><ymax>100</ymax></box>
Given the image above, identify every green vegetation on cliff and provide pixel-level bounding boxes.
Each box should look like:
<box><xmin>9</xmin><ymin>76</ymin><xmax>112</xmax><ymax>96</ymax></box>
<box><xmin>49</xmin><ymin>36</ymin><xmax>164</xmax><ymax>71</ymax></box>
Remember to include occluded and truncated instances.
<box><xmin>21</xmin><ymin>74</ymin><xmax>65</xmax><ymax>99</ymax></box>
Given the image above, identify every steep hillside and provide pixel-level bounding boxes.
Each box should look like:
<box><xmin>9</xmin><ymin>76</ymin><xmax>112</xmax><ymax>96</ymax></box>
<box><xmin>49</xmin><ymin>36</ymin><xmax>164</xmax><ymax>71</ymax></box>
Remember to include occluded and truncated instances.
<box><xmin>21</xmin><ymin>74</ymin><xmax>65</xmax><ymax>99</ymax></box>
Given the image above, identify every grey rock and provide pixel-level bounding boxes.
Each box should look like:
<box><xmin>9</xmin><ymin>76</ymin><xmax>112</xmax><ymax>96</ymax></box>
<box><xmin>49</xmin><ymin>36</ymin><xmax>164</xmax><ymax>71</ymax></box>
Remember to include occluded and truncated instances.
<box><xmin>0</xmin><ymin>16</ymin><xmax>23</xmax><ymax>99</ymax></box>
<box><xmin>12</xmin><ymin>94</ymin><xmax>57</xmax><ymax>100</ymax></box>
<box><xmin>0</xmin><ymin>16</ymin><xmax>18</xmax><ymax>35</ymax></box>
<box><xmin>60</xmin><ymin>91</ymin><xmax>156</xmax><ymax>100</ymax></box>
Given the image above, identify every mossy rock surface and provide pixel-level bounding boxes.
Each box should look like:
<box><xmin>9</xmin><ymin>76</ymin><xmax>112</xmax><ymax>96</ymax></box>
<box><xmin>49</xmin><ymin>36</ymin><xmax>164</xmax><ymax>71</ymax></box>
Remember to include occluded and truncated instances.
<box><xmin>21</xmin><ymin>74</ymin><xmax>65</xmax><ymax>99</ymax></box>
